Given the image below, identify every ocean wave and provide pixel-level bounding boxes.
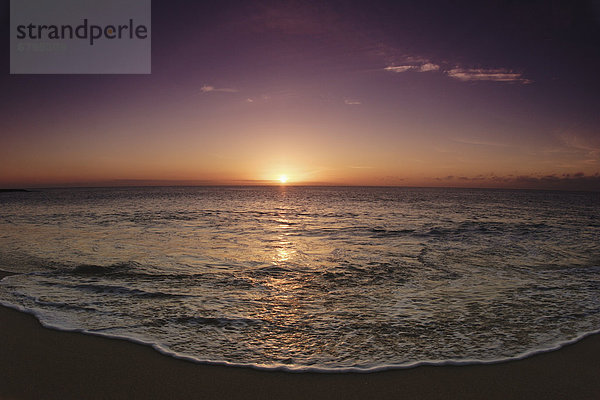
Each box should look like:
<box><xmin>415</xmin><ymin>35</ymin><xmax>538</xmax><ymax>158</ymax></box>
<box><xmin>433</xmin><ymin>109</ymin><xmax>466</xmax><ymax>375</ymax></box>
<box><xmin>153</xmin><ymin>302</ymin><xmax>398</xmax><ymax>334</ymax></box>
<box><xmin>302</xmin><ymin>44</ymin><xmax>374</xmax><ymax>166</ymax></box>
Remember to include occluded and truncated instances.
<box><xmin>57</xmin><ymin>282</ymin><xmax>193</xmax><ymax>299</ymax></box>
<box><xmin>172</xmin><ymin>315</ymin><xmax>263</xmax><ymax>327</ymax></box>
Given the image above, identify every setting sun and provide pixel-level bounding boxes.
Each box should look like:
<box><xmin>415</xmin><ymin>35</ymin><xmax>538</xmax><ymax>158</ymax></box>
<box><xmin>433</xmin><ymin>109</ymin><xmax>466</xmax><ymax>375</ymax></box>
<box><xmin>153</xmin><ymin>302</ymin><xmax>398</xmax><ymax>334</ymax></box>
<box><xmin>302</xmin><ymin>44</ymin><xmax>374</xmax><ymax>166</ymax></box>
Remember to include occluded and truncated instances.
<box><xmin>278</xmin><ymin>175</ymin><xmax>288</xmax><ymax>183</ymax></box>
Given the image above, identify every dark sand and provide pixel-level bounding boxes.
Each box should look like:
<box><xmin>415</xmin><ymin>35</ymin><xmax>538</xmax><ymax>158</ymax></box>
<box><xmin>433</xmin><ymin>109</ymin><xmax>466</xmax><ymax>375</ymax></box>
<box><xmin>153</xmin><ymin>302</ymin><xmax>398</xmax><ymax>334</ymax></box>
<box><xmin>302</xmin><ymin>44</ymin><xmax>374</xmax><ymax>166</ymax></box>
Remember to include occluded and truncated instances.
<box><xmin>1</xmin><ymin>270</ymin><xmax>599</xmax><ymax>399</ymax></box>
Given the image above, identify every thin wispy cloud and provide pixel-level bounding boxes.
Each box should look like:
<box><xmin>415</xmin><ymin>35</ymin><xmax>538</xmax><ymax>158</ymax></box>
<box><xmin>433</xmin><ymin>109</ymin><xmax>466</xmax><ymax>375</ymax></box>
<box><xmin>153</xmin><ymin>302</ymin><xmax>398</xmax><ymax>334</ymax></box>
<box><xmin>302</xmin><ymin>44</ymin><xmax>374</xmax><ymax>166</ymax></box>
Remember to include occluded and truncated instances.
<box><xmin>344</xmin><ymin>99</ymin><xmax>362</xmax><ymax>105</ymax></box>
<box><xmin>452</xmin><ymin>138</ymin><xmax>510</xmax><ymax>147</ymax></box>
<box><xmin>558</xmin><ymin>132</ymin><xmax>600</xmax><ymax>156</ymax></box>
<box><xmin>200</xmin><ymin>85</ymin><xmax>239</xmax><ymax>93</ymax></box>
<box><xmin>385</xmin><ymin>62</ymin><xmax>440</xmax><ymax>73</ymax></box>
<box><xmin>552</xmin><ymin>132</ymin><xmax>600</xmax><ymax>165</ymax></box>
<box><xmin>384</xmin><ymin>57</ymin><xmax>532</xmax><ymax>85</ymax></box>
<box><xmin>248</xmin><ymin>2</ymin><xmax>337</xmax><ymax>36</ymax></box>
<box><xmin>446</xmin><ymin>68</ymin><xmax>532</xmax><ymax>84</ymax></box>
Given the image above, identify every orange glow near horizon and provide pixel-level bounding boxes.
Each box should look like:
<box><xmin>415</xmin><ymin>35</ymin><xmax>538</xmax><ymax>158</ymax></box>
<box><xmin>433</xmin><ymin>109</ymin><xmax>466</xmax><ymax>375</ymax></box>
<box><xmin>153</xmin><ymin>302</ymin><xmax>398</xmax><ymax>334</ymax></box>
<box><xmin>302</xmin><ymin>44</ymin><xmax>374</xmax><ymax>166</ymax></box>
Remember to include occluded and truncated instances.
<box><xmin>3</xmin><ymin>106</ymin><xmax>598</xmax><ymax>190</ymax></box>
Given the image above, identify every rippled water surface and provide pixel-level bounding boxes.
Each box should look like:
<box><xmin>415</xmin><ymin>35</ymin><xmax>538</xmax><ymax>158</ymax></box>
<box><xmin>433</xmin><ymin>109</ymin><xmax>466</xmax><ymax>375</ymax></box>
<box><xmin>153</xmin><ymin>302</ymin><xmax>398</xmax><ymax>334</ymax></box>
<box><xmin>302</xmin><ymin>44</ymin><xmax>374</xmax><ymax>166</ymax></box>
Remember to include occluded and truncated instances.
<box><xmin>0</xmin><ymin>187</ymin><xmax>599</xmax><ymax>370</ymax></box>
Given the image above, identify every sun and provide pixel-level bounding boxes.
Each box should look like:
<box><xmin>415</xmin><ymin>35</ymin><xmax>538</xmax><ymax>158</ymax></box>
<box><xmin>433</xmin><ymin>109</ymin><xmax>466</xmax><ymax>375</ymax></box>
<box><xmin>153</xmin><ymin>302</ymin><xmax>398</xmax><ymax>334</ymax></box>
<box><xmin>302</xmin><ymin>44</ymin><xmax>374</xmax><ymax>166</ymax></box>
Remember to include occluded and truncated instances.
<box><xmin>278</xmin><ymin>175</ymin><xmax>289</xmax><ymax>183</ymax></box>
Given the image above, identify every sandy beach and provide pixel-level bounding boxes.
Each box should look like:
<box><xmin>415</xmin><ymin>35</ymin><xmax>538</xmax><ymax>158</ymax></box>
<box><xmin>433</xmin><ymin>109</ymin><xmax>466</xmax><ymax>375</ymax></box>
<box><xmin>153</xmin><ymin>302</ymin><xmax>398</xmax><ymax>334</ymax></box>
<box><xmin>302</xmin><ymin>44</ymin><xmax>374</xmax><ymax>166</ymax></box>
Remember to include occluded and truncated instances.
<box><xmin>0</xmin><ymin>272</ymin><xmax>598</xmax><ymax>400</ymax></box>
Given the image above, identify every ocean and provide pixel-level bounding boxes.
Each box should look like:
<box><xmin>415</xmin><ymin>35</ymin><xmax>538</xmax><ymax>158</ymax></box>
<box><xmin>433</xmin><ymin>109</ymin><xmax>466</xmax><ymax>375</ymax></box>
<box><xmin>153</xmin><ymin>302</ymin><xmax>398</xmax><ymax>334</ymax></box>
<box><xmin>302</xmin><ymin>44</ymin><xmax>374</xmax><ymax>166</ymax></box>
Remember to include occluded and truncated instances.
<box><xmin>0</xmin><ymin>186</ymin><xmax>599</xmax><ymax>371</ymax></box>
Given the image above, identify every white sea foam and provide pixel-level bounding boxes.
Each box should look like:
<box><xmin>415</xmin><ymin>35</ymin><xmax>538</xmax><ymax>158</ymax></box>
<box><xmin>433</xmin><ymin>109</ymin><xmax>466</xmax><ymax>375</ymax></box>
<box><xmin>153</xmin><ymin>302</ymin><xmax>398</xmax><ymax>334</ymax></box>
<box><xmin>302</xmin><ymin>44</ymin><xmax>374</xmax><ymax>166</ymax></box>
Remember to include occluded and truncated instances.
<box><xmin>2</xmin><ymin>294</ymin><xmax>600</xmax><ymax>373</ymax></box>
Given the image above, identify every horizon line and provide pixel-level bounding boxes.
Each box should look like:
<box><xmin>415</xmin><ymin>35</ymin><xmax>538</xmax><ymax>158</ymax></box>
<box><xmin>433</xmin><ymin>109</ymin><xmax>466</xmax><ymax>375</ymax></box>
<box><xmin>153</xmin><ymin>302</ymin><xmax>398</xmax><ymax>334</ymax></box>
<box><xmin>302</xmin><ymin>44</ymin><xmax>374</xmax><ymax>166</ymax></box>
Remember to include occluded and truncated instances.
<box><xmin>2</xmin><ymin>182</ymin><xmax>599</xmax><ymax>193</ymax></box>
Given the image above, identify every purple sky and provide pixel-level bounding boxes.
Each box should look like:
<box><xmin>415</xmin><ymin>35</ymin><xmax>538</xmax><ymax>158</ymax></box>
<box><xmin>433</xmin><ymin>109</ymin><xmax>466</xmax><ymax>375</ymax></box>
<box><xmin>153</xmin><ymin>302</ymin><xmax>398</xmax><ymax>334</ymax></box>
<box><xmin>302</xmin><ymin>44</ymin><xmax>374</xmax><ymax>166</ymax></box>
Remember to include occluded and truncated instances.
<box><xmin>1</xmin><ymin>0</ymin><xmax>600</xmax><ymax>190</ymax></box>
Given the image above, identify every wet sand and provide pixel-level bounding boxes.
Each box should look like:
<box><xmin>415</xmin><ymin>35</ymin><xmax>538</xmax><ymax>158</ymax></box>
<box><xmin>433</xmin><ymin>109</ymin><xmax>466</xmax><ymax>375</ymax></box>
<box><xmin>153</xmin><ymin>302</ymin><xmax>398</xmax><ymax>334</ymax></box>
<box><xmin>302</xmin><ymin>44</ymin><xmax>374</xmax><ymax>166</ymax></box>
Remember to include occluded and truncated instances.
<box><xmin>1</xmin><ymin>270</ymin><xmax>599</xmax><ymax>399</ymax></box>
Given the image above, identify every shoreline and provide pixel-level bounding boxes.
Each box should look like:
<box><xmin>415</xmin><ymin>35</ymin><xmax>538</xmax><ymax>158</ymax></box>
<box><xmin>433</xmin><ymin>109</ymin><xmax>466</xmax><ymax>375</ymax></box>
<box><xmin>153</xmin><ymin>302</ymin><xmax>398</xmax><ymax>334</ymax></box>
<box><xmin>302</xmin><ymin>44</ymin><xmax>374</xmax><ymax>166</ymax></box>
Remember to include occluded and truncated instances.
<box><xmin>1</xmin><ymin>270</ymin><xmax>600</xmax><ymax>399</ymax></box>
<box><xmin>2</xmin><ymin>296</ymin><xmax>600</xmax><ymax>375</ymax></box>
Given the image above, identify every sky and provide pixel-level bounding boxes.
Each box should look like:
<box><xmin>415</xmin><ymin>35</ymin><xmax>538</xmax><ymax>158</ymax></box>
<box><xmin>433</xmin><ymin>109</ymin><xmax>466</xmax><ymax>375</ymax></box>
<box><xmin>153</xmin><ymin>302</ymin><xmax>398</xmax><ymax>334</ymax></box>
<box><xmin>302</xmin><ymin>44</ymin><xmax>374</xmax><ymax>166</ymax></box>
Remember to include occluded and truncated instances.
<box><xmin>1</xmin><ymin>0</ymin><xmax>600</xmax><ymax>190</ymax></box>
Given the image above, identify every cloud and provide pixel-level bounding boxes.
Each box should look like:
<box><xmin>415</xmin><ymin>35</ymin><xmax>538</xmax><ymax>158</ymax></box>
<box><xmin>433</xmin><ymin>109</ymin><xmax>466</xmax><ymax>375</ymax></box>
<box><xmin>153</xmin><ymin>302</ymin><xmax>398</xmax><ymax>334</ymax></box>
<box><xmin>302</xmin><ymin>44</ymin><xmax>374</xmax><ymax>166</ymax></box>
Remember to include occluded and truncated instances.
<box><xmin>200</xmin><ymin>85</ymin><xmax>239</xmax><ymax>93</ymax></box>
<box><xmin>385</xmin><ymin>65</ymin><xmax>414</xmax><ymax>73</ymax></box>
<box><xmin>510</xmin><ymin>173</ymin><xmax>600</xmax><ymax>189</ymax></box>
<box><xmin>419</xmin><ymin>63</ymin><xmax>441</xmax><ymax>72</ymax></box>
<box><xmin>557</xmin><ymin>132</ymin><xmax>600</xmax><ymax>160</ymax></box>
<box><xmin>452</xmin><ymin>138</ymin><xmax>510</xmax><ymax>147</ymax></box>
<box><xmin>379</xmin><ymin>175</ymin><xmax>407</xmax><ymax>184</ymax></box>
<box><xmin>446</xmin><ymin>68</ymin><xmax>532</xmax><ymax>83</ymax></box>
<box><xmin>344</xmin><ymin>99</ymin><xmax>361</xmax><ymax>105</ymax></box>
<box><xmin>434</xmin><ymin>173</ymin><xmax>600</xmax><ymax>191</ymax></box>
<box><xmin>248</xmin><ymin>2</ymin><xmax>336</xmax><ymax>36</ymax></box>
<box><xmin>384</xmin><ymin>58</ymin><xmax>531</xmax><ymax>85</ymax></box>
<box><xmin>541</xmin><ymin>132</ymin><xmax>600</xmax><ymax>168</ymax></box>
<box><xmin>385</xmin><ymin>62</ymin><xmax>440</xmax><ymax>73</ymax></box>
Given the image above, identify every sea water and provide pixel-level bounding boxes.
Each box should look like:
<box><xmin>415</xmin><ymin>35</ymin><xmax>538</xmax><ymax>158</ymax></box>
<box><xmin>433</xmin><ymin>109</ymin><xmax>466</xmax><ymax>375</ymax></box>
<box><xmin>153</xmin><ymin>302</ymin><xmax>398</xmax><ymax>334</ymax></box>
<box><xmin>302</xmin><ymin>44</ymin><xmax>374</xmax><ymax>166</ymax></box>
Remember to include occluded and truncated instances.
<box><xmin>0</xmin><ymin>186</ymin><xmax>599</xmax><ymax>371</ymax></box>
